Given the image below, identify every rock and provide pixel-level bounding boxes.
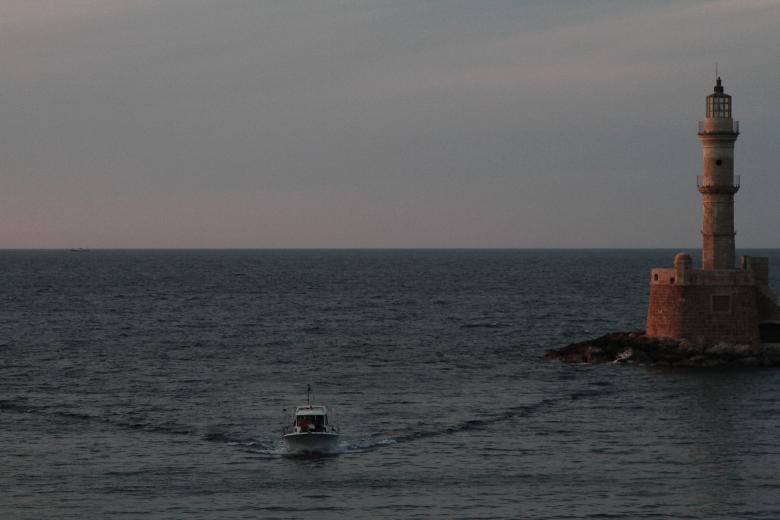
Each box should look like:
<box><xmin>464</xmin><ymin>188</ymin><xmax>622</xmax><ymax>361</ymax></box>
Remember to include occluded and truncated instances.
<box><xmin>686</xmin><ymin>354</ymin><xmax>709</xmax><ymax>365</ymax></box>
<box><xmin>543</xmin><ymin>331</ymin><xmax>645</xmax><ymax>363</ymax></box>
<box><xmin>760</xmin><ymin>344</ymin><xmax>780</xmax><ymax>363</ymax></box>
<box><xmin>646</xmin><ymin>341</ymin><xmax>686</xmax><ymax>363</ymax></box>
<box><xmin>629</xmin><ymin>348</ymin><xmax>652</xmax><ymax>364</ymax></box>
<box><xmin>699</xmin><ymin>358</ymin><xmax>727</xmax><ymax>368</ymax></box>
<box><xmin>705</xmin><ymin>343</ymin><xmax>756</xmax><ymax>360</ymax></box>
<box><xmin>732</xmin><ymin>344</ymin><xmax>755</xmax><ymax>358</ymax></box>
<box><xmin>704</xmin><ymin>342</ymin><xmax>727</xmax><ymax>356</ymax></box>
<box><xmin>735</xmin><ymin>356</ymin><xmax>761</xmax><ymax>367</ymax></box>
<box><xmin>678</xmin><ymin>339</ymin><xmax>704</xmax><ymax>355</ymax></box>
<box><xmin>613</xmin><ymin>348</ymin><xmax>633</xmax><ymax>363</ymax></box>
<box><xmin>583</xmin><ymin>346</ymin><xmax>605</xmax><ymax>363</ymax></box>
<box><xmin>545</xmin><ymin>331</ymin><xmax>780</xmax><ymax>368</ymax></box>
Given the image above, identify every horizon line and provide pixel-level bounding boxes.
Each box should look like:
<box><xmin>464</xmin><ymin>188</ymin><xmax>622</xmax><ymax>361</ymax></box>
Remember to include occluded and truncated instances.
<box><xmin>3</xmin><ymin>246</ymin><xmax>780</xmax><ymax>252</ymax></box>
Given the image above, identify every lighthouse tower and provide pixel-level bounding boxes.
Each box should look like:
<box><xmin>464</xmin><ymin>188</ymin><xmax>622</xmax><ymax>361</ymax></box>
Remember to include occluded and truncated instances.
<box><xmin>698</xmin><ymin>77</ymin><xmax>740</xmax><ymax>270</ymax></box>
<box><xmin>645</xmin><ymin>76</ymin><xmax>780</xmax><ymax>345</ymax></box>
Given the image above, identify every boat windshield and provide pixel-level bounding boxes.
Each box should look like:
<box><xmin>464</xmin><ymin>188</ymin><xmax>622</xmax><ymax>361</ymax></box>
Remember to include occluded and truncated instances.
<box><xmin>295</xmin><ymin>414</ymin><xmax>327</xmax><ymax>432</ymax></box>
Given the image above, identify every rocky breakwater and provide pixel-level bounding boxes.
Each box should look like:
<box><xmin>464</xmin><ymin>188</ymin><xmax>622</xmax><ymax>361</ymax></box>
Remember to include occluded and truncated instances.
<box><xmin>545</xmin><ymin>331</ymin><xmax>780</xmax><ymax>367</ymax></box>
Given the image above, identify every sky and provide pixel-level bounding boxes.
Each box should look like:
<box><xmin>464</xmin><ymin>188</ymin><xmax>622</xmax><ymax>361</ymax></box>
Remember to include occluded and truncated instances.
<box><xmin>1</xmin><ymin>0</ymin><xmax>779</xmax><ymax>248</ymax></box>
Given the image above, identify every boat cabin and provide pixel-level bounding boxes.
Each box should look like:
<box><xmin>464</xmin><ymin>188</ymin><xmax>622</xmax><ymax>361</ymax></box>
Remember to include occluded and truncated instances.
<box><xmin>294</xmin><ymin>405</ymin><xmax>330</xmax><ymax>433</ymax></box>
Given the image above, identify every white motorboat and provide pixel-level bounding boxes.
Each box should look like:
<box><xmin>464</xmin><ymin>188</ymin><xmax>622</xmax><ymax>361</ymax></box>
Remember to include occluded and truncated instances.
<box><xmin>282</xmin><ymin>388</ymin><xmax>339</xmax><ymax>454</ymax></box>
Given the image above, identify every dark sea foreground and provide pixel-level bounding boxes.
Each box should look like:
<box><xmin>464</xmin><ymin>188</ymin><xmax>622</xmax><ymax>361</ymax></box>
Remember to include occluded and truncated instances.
<box><xmin>2</xmin><ymin>249</ymin><xmax>780</xmax><ymax>519</ymax></box>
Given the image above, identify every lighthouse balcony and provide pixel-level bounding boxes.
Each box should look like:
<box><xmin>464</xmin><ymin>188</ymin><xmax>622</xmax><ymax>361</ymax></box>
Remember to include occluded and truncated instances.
<box><xmin>697</xmin><ymin>175</ymin><xmax>739</xmax><ymax>194</ymax></box>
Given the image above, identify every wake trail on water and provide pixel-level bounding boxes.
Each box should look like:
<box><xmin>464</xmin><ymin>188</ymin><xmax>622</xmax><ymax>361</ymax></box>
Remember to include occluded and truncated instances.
<box><xmin>0</xmin><ymin>400</ymin><xmax>194</xmax><ymax>435</ymax></box>
<box><xmin>386</xmin><ymin>383</ymin><xmax>616</xmax><ymax>445</ymax></box>
<box><xmin>0</xmin><ymin>383</ymin><xmax>615</xmax><ymax>458</ymax></box>
<box><xmin>205</xmin><ymin>383</ymin><xmax>617</xmax><ymax>456</ymax></box>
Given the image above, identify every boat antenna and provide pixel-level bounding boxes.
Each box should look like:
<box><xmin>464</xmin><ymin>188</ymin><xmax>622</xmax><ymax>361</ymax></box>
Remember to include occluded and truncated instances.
<box><xmin>307</xmin><ymin>384</ymin><xmax>311</xmax><ymax>405</ymax></box>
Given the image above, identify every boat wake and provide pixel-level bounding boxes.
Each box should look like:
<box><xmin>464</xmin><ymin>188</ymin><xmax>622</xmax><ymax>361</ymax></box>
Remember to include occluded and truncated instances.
<box><xmin>207</xmin><ymin>384</ymin><xmax>617</xmax><ymax>456</ymax></box>
<box><xmin>0</xmin><ymin>400</ymin><xmax>194</xmax><ymax>436</ymax></box>
<box><xmin>202</xmin><ymin>431</ymin><xmax>398</xmax><ymax>457</ymax></box>
<box><xmin>1</xmin><ymin>383</ymin><xmax>615</xmax><ymax>458</ymax></box>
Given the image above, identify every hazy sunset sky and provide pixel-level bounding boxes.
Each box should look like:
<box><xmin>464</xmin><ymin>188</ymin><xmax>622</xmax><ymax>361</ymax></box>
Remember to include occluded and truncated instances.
<box><xmin>2</xmin><ymin>0</ymin><xmax>779</xmax><ymax>248</ymax></box>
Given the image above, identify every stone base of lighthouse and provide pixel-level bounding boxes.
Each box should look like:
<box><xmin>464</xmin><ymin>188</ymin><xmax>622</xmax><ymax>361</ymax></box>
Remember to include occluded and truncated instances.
<box><xmin>545</xmin><ymin>253</ymin><xmax>780</xmax><ymax>365</ymax></box>
<box><xmin>646</xmin><ymin>254</ymin><xmax>780</xmax><ymax>345</ymax></box>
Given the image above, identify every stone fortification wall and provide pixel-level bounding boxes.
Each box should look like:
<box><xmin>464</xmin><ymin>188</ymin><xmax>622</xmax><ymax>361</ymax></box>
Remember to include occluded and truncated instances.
<box><xmin>645</xmin><ymin>253</ymin><xmax>779</xmax><ymax>345</ymax></box>
<box><xmin>647</xmin><ymin>282</ymin><xmax>761</xmax><ymax>345</ymax></box>
<box><xmin>757</xmin><ymin>288</ymin><xmax>780</xmax><ymax>322</ymax></box>
<box><xmin>646</xmin><ymin>284</ymin><xmax>685</xmax><ymax>339</ymax></box>
<box><xmin>742</xmin><ymin>256</ymin><xmax>769</xmax><ymax>286</ymax></box>
<box><xmin>650</xmin><ymin>267</ymin><xmax>753</xmax><ymax>287</ymax></box>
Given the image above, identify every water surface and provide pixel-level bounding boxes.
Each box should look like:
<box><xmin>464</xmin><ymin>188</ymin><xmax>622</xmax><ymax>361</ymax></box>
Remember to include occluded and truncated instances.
<box><xmin>2</xmin><ymin>249</ymin><xmax>780</xmax><ymax>518</ymax></box>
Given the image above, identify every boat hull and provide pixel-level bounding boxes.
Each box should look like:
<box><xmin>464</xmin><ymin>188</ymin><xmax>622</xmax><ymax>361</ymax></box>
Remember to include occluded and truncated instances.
<box><xmin>283</xmin><ymin>432</ymin><xmax>340</xmax><ymax>454</ymax></box>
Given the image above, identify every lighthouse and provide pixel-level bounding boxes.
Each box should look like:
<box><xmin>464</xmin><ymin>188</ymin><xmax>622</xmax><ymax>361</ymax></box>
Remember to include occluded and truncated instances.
<box><xmin>645</xmin><ymin>77</ymin><xmax>780</xmax><ymax>345</ymax></box>
<box><xmin>698</xmin><ymin>77</ymin><xmax>740</xmax><ymax>270</ymax></box>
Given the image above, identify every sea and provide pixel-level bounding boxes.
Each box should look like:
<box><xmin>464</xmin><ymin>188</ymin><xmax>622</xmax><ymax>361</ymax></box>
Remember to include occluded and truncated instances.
<box><xmin>2</xmin><ymin>249</ymin><xmax>780</xmax><ymax>519</ymax></box>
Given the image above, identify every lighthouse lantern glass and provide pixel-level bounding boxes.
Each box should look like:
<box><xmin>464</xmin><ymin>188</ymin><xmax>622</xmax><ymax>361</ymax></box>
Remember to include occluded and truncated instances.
<box><xmin>706</xmin><ymin>94</ymin><xmax>731</xmax><ymax>119</ymax></box>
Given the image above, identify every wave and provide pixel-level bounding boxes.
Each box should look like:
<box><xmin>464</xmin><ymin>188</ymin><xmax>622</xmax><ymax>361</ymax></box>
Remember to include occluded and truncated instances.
<box><xmin>0</xmin><ymin>400</ymin><xmax>193</xmax><ymax>436</ymax></box>
<box><xmin>460</xmin><ymin>322</ymin><xmax>509</xmax><ymax>329</ymax></box>
<box><xmin>202</xmin><ymin>430</ymin><xmax>397</xmax><ymax>458</ymax></box>
<box><xmin>389</xmin><ymin>398</ymin><xmax>558</xmax><ymax>444</ymax></box>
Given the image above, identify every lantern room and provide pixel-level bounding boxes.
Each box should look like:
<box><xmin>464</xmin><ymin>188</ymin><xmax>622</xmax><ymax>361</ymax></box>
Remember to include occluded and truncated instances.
<box><xmin>706</xmin><ymin>77</ymin><xmax>731</xmax><ymax>119</ymax></box>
